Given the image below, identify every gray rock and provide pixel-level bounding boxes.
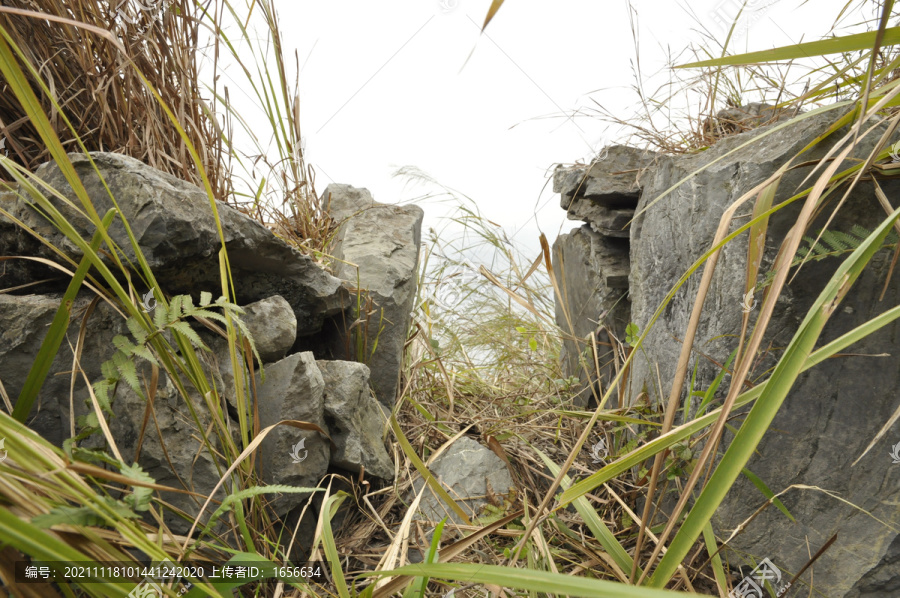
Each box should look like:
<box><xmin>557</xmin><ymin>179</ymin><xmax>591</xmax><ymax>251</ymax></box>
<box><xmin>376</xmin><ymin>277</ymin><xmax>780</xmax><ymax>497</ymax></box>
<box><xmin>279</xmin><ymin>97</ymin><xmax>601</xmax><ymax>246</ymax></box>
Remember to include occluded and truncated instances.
<box><xmin>0</xmin><ymin>293</ymin><xmax>126</xmax><ymax>446</ymax></box>
<box><xmin>1</xmin><ymin>152</ymin><xmax>347</xmax><ymax>337</ymax></box>
<box><xmin>410</xmin><ymin>437</ymin><xmax>515</xmax><ymax>524</ymax></box>
<box><xmin>552</xmin><ymin>226</ymin><xmax>629</xmax><ymax>407</ymax></box>
<box><xmin>554</xmin><ymin>146</ymin><xmax>657</xmax><ymax>225</ymax></box>
<box><xmin>322</xmin><ymin>184</ymin><xmax>423</xmax><ymax>406</ymax></box>
<box><xmin>104</xmin><ymin>367</ymin><xmax>228</xmax><ymax>536</ymax></box>
<box><xmin>707</xmin><ymin>102</ymin><xmax>795</xmax><ymax>136</ymax></box>
<box><xmin>317</xmin><ymin>360</ymin><xmax>394</xmax><ymax>480</ymax></box>
<box><xmin>623</xmin><ymin>110</ymin><xmax>900</xmax><ymax>596</ymax></box>
<box><xmin>254</xmin><ymin>352</ymin><xmax>329</xmax><ymax>515</ymax></box>
<box><xmin>242</xmin><ymin>296</ymin><xmax>297</xmax><ymax>363</ymax></box>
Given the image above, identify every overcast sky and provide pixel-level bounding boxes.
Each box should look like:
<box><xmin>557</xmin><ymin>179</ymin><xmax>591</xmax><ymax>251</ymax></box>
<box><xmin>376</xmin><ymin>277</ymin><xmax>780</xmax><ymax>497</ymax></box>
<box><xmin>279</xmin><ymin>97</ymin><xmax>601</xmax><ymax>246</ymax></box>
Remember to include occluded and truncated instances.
<box><xmin>206</xmin><ymin>0</ymin><xmax>870</xmax><ymax>261</ymax></box>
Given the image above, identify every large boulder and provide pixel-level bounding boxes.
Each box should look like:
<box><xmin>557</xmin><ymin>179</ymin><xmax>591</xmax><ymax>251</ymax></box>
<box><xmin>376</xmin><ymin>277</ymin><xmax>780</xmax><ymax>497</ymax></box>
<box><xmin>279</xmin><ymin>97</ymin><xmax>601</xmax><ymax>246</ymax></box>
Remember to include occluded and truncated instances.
<box><xmin>581</xmin><ymin>109</ymin><xmax>900</xmax><ymax>596</ymax></box>
<box><xmin>322</xmin><ymin>184</ymin><xmax>423</xmax><ymax>406</ymax></box>
<box><xmin>0</xmin><ymin>152</ymin><xmax>347</xmax><ymax>337</ymax></box>
<box><xmin>317</xmin><ymin>360</ymin><xmax>394</xmax><ymax>480</ymax></box>
<box><xmin>553</xmin><ymin>106</ymin><xmax>900</xmax><ymax>596</ymax></box>
<box><xmin>254</xmin><ymin>352</ymin><xmax>330</xmax><ymax>515</ymax></box>
<box><xmin>553</xmin><ymin>225</ymin><xmax>630</xmax><ymax>407</ymax></box>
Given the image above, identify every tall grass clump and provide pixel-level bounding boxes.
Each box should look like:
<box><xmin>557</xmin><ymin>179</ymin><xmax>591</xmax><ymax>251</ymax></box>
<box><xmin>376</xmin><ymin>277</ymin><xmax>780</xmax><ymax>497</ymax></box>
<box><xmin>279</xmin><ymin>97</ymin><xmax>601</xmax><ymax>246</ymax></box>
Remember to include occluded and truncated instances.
<box><xmin>0</xmin><ymin>0</ymin><xmax>229</xmax><ymax>198</ymax></box>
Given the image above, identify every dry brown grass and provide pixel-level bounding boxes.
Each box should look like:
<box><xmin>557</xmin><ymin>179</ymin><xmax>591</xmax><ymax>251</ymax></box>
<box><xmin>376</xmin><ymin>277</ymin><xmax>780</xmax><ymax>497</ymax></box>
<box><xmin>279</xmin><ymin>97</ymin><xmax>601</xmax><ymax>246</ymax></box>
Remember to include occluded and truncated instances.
<box><xmin>0</xmin><ymin>0</ymin><xmax>229</xmax><ymax>200</ymax></box>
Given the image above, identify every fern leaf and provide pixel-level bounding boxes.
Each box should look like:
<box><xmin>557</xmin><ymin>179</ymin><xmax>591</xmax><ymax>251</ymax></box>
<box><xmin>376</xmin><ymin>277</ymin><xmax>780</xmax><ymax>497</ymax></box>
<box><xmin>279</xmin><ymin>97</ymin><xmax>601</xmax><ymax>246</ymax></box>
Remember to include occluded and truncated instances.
<box><xmin>112</xmin><ymin>352</ymin><xmax>141</xmax><ymax>394</ymax></box>
<box><xmin>168</xmin><ymin>321</ymin><xmax>208</xmax><ymax>351</ymax></box>
<box><xmin>168</xmin><ymin>295</ymin><xmax>183</xmax><ymax>324</ymax></box>
<box><xmin>131</xmin><ymin>344</ymin><xmax>159</xmax><ymax>366</ymax></box>
<box><xmin>112</xmin><ymin>335</ymin><xmax>136</xmax><ymax>355</ymax></box>
<box><xmin>126</xmin><ymin>317</ymin><xmax>148</xmax><ymax>345</ymax></box>
<box><xmin>153</xmin><ymin>300</ymin><xmax>167</xmax><ymax>330</ymax></box>
<box><xmin>119</xmin><ymin>463</ymin><xmax>155</xmax><ymax>512</ymax></box>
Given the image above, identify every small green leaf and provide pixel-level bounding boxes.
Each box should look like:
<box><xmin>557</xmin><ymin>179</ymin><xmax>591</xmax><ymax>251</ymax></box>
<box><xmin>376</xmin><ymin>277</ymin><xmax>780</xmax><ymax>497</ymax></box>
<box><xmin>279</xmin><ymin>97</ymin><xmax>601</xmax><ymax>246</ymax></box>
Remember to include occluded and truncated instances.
<box><xmin>200</xmin><ymin>291</ymin><xmax>212</xmax><ymax>306</ymax></box>
<box><xmin>168</xmin><ymin>321</ymin><xmax>208</xmax><ymax>351</ymax></box>
<box><xmin>112</xmin><ymin>335</ymin><xmax>136</xmax><ymax>355</ymax></box>
<box><xmin>119</xmin><ymin>463</ymin><xmax>155</xmax><ymax>512</ymax></box>
<box><xmin>529</xmin><ymin>337</ymin><xmax>538</xmax><ymax>351</ymax></box>
<box><xmin>126</xmin><ymin>317</ymin><xmax>148</xmax><ymax>344</ymax></box>
<box><xmin>112</xmin><ymin>352</ymin><xmax>140</xmax><ymax>394</ymax></box>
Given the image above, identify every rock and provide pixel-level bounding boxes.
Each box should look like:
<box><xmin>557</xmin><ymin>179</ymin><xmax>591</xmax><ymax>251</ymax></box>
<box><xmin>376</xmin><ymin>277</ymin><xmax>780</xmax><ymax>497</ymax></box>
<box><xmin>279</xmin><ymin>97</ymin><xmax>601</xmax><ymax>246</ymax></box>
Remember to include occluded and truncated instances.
<box><xmin>622</xmin><ymin>109</ymin><xmax>900</xmax><ymax>597</ymax></box>
<box><xmin>317</xmin><ymin>360</ymin><xmax>394</xmax><ymax>480</ymax></box>
<box><xmin>552</xmin><ymin>226</ymin><xmax>629</xmax><ymax>407</ymax></box>
<box><xmin>242</xmin><ymin>296</ymin><xmax>297</xmax><ymax>363</ymax></box>
<box><xmin>322</xmin><ymin>184</ymin><xmax>423</xmax><ymax>406</ymax></box>
<box><xmin>254</xmin><ymin>352</ymin><xmax>329</xmax><ymax>515</ymax></box>
<box><xmin>554</xmin><ymin>146</ymin><xmax>657</xmax><ymax>228</ymax></box>
<box><xmin>104</xmin><ymin>367</ymin><xmax>228</xmax><ymax>536</ymax></box>
<box><xmin>1</xmin><ymin>152</ymin><xmax>347</xmax><ymax>337</ymax></box>
<box><xmin>0</xmin><ymin>293</ymin><xmax>126</xmax><ymax>446</ymax></box>
<box><xmin>409</xmin><ymin>437</ymin><xmax>515</xmax><ymax>524</ymax></box>
<box><xmin>707</xmin><ymin>102</ymin><xmax>795</xmax><ymax>136</ymax></box>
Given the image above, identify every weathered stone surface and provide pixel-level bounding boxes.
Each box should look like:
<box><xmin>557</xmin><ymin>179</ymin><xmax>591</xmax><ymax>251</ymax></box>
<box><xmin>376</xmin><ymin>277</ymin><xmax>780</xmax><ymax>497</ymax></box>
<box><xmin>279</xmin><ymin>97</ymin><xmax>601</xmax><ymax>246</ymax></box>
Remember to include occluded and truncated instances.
<box><xmin>254</xmin><ymin>352</ymin><xmax>329</xmax><ymax>515</ymax></box>
<box><xmin>242</xmin><ymin>295</ymin><xmax>297</xmax><ymax>363</ymax></box>
<box><xmin>410</xmin><ymin>437</ymin><xmax>515</xmax><ymax>524</ymax></box>
<box><xmin>0</xmin><ymin>294</ymin><xmax>125</xmax><ymax>446</ymax></box>
<box><xmin>555</xmin><ymin>146</ymin><xmax>657</xmax><ymax>222</ymax></box>
<box><xmin>1</xmin><ymin>152</ymin><xmax>347</xmax><ymax>336</ymax></box>
<box><xmin>322</xmin><ymin>183</ymin><xmax>423</xmax><ymax>406</ymax></box>
<box><xmin>707</xmin><ymin>102</ymin><xmax>795</xmax><ymax>136</ymax></box>
<box><xmin>104</xmin><ymin>367</ymin><xmax>227</xmax><ymax>536</ymax></box>
<box><xmin>585</xmin><ymin>207</ymin><xmax>634</xmax><ymax>238</ymax></box>
<box><xmin>552</xmin><ymin>226</ymin><xmax>629</xmax><ymax>407</ymax></box>
<box><xmin>624</xmin><ymin>109</ymin><xmax>900</xmax><ymax>597</ymax></box>
<box><xmin>317</xmin><ymin>360</ymin><xmax>393</xmax><ymax>480</ymax></box>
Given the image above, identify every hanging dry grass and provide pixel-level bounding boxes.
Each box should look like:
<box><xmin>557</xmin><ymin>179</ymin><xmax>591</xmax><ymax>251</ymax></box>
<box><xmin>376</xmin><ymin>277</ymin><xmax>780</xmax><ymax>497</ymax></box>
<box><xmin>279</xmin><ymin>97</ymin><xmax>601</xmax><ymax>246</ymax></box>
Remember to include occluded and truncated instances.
<box><xmin>0</xmin><ymin>0</ymin><xmax>229</xmax><ymax>200</ymax></box>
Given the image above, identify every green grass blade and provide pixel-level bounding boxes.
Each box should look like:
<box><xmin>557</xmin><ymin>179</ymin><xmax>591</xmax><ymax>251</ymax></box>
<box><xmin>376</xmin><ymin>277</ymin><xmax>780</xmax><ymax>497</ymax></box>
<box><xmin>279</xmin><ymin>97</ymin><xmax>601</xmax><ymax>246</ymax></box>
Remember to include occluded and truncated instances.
<box><xmin>531</xmin><ymin>444</ymin><xmax>639</xmax><ymax>579</ymax></box>
<box><xmin>701</xmin><ymin>522</ymin><xmax>728</xmax><ymax>596</ymax></box>
<box><xmin>741</xmin><ymin>467</ymin><xmax>795</xmax><ymax>522</ymax></box>
<box><xmin>679</xmin><ymin>27</ymin><xmax>900</xmax><ymax>68</ymax></box>
<box><xmin>368</xmin><ymin>563</ymin><xmax>700</xmax><ymax>597</ymax></box>
<box><xmin>0</xmin><ymin>508</ymin><xmax>135</xmax><ymax>597</ymax></box>
<box><xmin>649</xmin><ymin>205</ymin><xmax>900</xmax><ymax>586</ymax></box>
<box><xmin>403</xmin><ymin>518</ymin><xmax>446</xmax><ymax>598</ymax></box>
<box><xmin>320</xmin><ymin>491</ymin><xmax>352</xmax><ymax>598</ymax></box>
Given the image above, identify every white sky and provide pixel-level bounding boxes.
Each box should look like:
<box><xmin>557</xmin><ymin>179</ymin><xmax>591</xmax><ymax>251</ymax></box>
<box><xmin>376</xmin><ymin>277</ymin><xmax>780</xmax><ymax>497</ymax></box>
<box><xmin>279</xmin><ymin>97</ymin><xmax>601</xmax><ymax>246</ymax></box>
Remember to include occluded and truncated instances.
<box><xmin>205</xmin><ymin>0</ymin><xmax>870</xmax><ymax>261</ymax></box>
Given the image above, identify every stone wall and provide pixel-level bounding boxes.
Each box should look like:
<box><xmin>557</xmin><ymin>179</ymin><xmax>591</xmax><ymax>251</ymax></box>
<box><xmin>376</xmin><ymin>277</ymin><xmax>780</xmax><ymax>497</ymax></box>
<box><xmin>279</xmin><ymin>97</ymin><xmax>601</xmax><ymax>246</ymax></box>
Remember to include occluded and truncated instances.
<box><xmin>0</xmin><ymin>153</ymin><xmax>414</xmax><ymax>548</ymax></box>
<box><xmin>552</xmin><ymin>110</ymin><xmax>900</xmax><ymax>596</ymax></box>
